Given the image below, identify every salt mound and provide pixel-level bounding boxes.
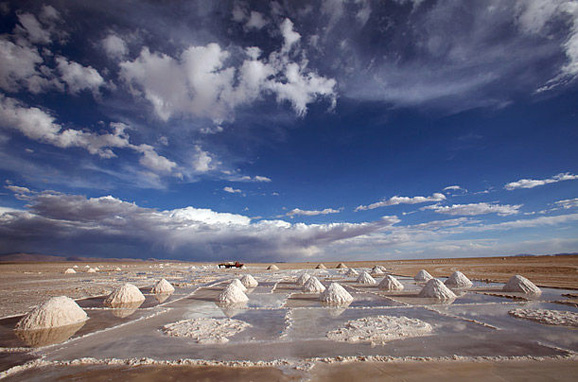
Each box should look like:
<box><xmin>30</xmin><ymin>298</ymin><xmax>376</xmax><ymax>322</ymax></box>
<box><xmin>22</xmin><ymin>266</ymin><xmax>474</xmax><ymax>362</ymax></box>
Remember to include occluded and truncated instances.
<box><xmin>320</xmin><ymin>283</ymin><xmax>353</xmax><ymax>306</ymax></box>
<box><xmin>162</xmin><ymin>317</ymin><xmax>251</xmax><ymax>344</ymax></box>
<box><xmin>336</xmin><ymin>263</ymin><xmax>348</xmax><ymax>269</ymax></box>
<box><xmin>217</xmin><ymin>283</ymin><xmax>249</xmax><ymax>305</ymax></box>
<box><xmin>444</xmin><ymin>271</ymin><xmax>473</xmax><ymax>288</ymax></box>
<box><xmin>327</xmin><ymin>315</ymin><xmax>432</xmax><ymax>345</ymax></box>
<box><xmin>230</xmin><ymin>279</ymin><xmax>247</xmax><ymax>292</ymax></box>
<box><xmin>114</xmin><ymin>267</ymin><xmax>122</xmax><ymax>271</ymax></box>
<box><xmin>356</xmin><ymin>271</ymin><xmax>377</xmax><ymax>285</ymax></box>
<box><xmin>104</xmin><ymin>283</ymin><xmax>145</xmax><ymax>307</ymax></box>
<box><xmin>346</xmin><ymin>268</ymin><xmax>359</xmax><ymax>277</ymax></box>
<box><xmin>151</xmin><ymin>279</ymin><xmax>175</xmax><ymax>294</ymax></box>
<box><xmin>508</xmin><ymin>308</ymin><xmax>578</xmax><ymax>327</ymax></box>
<box><xmin>502</xmin><ymin>275</ymin><xmax>542</xmax><ymax>295</ymax></box>
<box><xmin>371</xmin><ymin>267</ymin><xmax>385</xmax><ymax>277</ymax></box>
<box><xmin>302</xmin><ymin>276</ymin><xmax>326</xmax><ymax>293</ymax></box>
<box><xmin>16</xmin><ymin>296</ymin><xmax>88</xmax><ymax>330</ymax></box>
<box><xmin>240</xmin><ymin>274</ymin><xmax>258</xmax><ymax>288</ymax></box>
<box><xmin>267</xmin><ymin>264</ymin><xmax>279</xmax><ymax>270</ymax></box>
<box><xmin>73</xmin><ymin>265</ymin><xmax>78</xmax><ymax>269</ymax></box>
<box><xmin>379</xmin><ymin>275</ymin><xmax>404</xmax><ymax>291</ymax></box>
<box><xmin>418</xmin><ymin>279</ymin><xmax>457</xmax><ymax>300</ymax></box>
<box><xmin>316</xmin><ymin>263</ymin><xmax>327</xmax><ymax>269</ymax></box>
<box><xmin>414</xmin><ymin>269</ymin><xmax>433</xmax><ymax>282</ymax></box>
<box><xmin>87</xmin><ymin>268</ymin><xmax>97</xmax><ymax>273</ymax></box>
<box><xmin>296</xmin><ymin>273</ymin><xmax>311</xmax><ymax>286</ymax></box>
<box><xmin>376</xmin><ymin>265</ymin><xmax>387</xmax><ymax>272</ymax></box>
<box><xmin>64</xmin><ymin>268</ymin><xmax>76</xmax><ymax>274</ymax></box>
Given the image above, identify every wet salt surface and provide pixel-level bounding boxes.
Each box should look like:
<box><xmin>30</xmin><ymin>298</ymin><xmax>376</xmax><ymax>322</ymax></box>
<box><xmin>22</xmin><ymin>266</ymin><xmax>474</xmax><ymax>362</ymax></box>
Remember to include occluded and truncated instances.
<box><xmin>1</xmin><ymin>269</ymin><xmax>577</xmax><ymax>377</ymax></box>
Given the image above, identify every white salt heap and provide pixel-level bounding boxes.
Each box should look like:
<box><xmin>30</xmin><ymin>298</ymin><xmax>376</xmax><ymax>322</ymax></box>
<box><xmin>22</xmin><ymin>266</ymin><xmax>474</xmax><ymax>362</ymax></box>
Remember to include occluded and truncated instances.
<box><xmin>502</xmin><ymin>275</ymin><xmax>542</xmax><ymax>295</ymax></box>
<box><xmin>371</xmin><ymin>266</ymin><xmax>385</xmax><ymax>277</ymax></box>
<box><xmin>150</xmin><ymin>279</ymin><xmax>175</xmax><ymax>294</ymax></box>
<box><xmin>320</xmin><ymin>283</ymin><xmax>353</xmax><ymax>305</ymax></box>
<box><xmin>376</xmin><ymin>265</ymin><xmax>387</xmax><ymax>272</ymax></box>
<box><xmin>240</xmin><ymin>274</ymin><xmax>258</xmax><ymax>288</ymax></box>
<box><xmin>104</xmin><ymin>283</ymin><xmax>145</xmax><ymax>307</ymax></box>
<box><xmin>327</xmin><ymin>315</ymin><xmax>432</xmax><ymax>345</ymax></box>
<box><xmin>162</xmin><ymin>317</ymin><xmax>251</xmax><ymax>344</ymax></box>
<box><xmin>414</xmin><ymin>269</ymin><xmax>433</xmax><ymax>282</ymax></box>
<box><xmin>316</xmin><ymin>263</ymin><xmax>327</xmax><ymax>269</ymax></box>
<box><xmin>508</xmin><ymin>308</ymin><xmax>578</xmax><ymax>327</ymax></box>
<box><xmin>267</xmin><ymin>265</ymin><xmax>279</xmax><ymax>270</ymax></box>
<box><xmin>115</xmin><ymin>267</ymin><xmax>122</xmax><ymax>271</ymax></box>
<box><xmin>346</xmin><ymin>268</ymin><xmax>359</xmax><ymax>277</ymax></box>
<box><xmin>336</xmin><ymin>263</ymin><xmax>348</xmax><ymax>269</ymax></box>
<box><xmin>356</xmin><ymin>271</ymin><xmax>377</xmax><ymax>285</ymax></box>
<box><xmin>302</xmin><ymin>276</ymin><xmax>326</xmax><ymax>293</ymax></box>
<box><xmin>296</xmin><ymin>273</ymin><xmax>311</xmax><ymax>286</ymax></box>
<box><xmin>64</xmin><ymin>268</ymin><xmax>76</xmax><ymax>274</ymax></box>
<box><xmin>16</xmin><ymin>296</ymin><xmax>88</xmax><ymax>330</ymax></box>
<box><xmin>87</xmin><ymin>268</ymin><xmax>97</xmax><ymax>273</ymax></box>
<box><xmin>418</xmin><ymin>279</ymin><xmax>457</xmax><ymax>300</ymax></box>
<box><xmin>444</xmin><ymin>271</ymin><xmax>473</xmax><ymax>288</ymax></box>
<box><xmin>230</xmin><ymin>279</ymin><xmax>248</xmax><ymax>292</ymax></box>
<box><xmin>217</xmin><ymin>283</ymin><xmax>249</xmax><ymax>305</ymax></box>
<box><xmin>379</xmin><ymin>275</ymin><xmax>404</xmax><ymax>291</ymax></box>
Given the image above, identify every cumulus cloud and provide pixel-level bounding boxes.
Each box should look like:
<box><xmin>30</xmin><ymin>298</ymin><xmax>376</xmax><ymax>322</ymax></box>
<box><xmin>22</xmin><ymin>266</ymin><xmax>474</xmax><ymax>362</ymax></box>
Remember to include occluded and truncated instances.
<box><xmin>224</xmin><ymin>186</ymin><xmax>242</xmax><ymax>194</ymax></box>
<box><xmin>0</xmin><ymin>190</ymin><xmax>399</xmax><ymax>261</ymax></box>
<box><xmin>246</xmin><ymin>11</ymin><xmax>268</xmax><ymax>30</ymax></box>
<box><xmin>422</xmin><ymin>203</ymin><xmax>522</xmax><ymax>216</ymax></box>
<box><xmin>102</xmin><ymin>33</ymin><xmax>128</xmax><ymax>59</ymax></box>
<box><xmin>55</xmin><ymin>56</ymin><xmax>104</xmax><ymax>95</ymax></box>
<box><xmin>355</xmin><ymin>192</ymin><xmax>446</xmax><ymax>211</ymax></box>
<box><xmin>0</xmin><ymin>96</ymin><xmax>177</xmax><ymax>174</ymax></box>
<box><xmin>119</xmin><ymin>19</ymin><xmax>336</xmax><ymax>122</ymax></box>
<box><xmin>286</xmin><ymin>207</ymin><xmax>342</xmax><ymax>216</ymax></box>
<box><xmin>504</xmin><ymin>172</ymin><xmax>578</xmax><ymax>190</ymax></box>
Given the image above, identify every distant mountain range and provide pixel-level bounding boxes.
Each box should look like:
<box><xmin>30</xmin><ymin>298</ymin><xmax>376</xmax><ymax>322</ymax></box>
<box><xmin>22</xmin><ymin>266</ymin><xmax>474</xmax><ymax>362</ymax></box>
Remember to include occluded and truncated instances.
<box><xmin>0</xmin><ymin>252</ymin><xmax>149</xmax><ymax>262</ymax></box>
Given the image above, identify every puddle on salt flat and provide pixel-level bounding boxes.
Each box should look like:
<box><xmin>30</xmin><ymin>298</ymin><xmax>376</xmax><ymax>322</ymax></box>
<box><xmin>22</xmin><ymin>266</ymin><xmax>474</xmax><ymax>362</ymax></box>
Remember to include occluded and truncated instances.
<box><xmin>0</xmin><ymin>352</ymin><xmax>37</xmax><ymax>373</ymax></box>
<box><xmin>246</xmin><ymin>293</ymin><xmax>288</xmax><ymax>309</ymax></box>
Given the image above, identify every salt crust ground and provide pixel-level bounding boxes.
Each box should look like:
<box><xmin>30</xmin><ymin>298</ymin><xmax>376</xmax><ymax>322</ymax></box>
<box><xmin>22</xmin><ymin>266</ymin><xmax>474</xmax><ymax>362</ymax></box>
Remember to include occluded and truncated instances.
<box><xmin>327</xmin><ymin>315</ymin><xmax>433</xmax><ymax>346</ymax></box>
<box><xmin>508</xmin><ymin>308</ymin><xmax>578</xmax><ymax>327</ymax></box>
<box><xmin>162</xmin><ymin>317</ymin><xmax>251</xmax><ymax>344</ymax></box>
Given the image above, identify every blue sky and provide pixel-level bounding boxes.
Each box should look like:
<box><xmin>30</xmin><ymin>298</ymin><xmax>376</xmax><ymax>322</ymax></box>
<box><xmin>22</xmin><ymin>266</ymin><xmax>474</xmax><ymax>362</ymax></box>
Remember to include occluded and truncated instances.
<box><xmin>0</xmin><ymin>0</ymin><xmax>577</xmax><ymax>261</ymax></box>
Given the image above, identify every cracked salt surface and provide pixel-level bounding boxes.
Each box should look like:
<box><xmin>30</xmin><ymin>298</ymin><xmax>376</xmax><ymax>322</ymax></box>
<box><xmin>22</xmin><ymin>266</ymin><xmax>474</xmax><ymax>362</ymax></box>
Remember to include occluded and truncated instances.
<box><xmin>162</xmin><ymin>317</ymin><xmax>251</xmax><ymax>344</ymax></box>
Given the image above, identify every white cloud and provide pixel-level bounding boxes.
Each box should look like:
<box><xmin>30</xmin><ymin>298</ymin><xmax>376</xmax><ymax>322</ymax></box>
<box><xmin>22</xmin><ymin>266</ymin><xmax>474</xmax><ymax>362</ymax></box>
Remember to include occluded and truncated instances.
<box><xmin>233</xmin><ymin>175</ymin><xmax>272</xmax><ymax>182</ymax></box>
<box><xmin>422</xmin><ymin>203</ymin><xmax>522</xmax><ymax>216</ymax></box>
<box><xmin>246</xmin><ymin>11</ymin><xmax>268</xmax><ymax>30</ymax></box>
<box><xmin>0</xmin><ymin>38</ymin><xmax>52</xmax><ymax>93</ymax></box>
<box><xmin>555</xmin><ymin>198</ymin><xmax>578</xmax><ymax>209</ymax></box>
<box><xmin>286</xmin><ymin>207</ymin><xmax>342</xmax><ymax>216</ymax></box>
<box><xmin>15</xmin><ymin>13</ymin><xmax>52</xmax><ymax>45</ymax></box>
<box><xmin>224</xmin><ymin>186</ymin><xmax>242</xmax><ymax>194</ymax></box>
<box><xmin>120</xmin><ymin>19</ymin><xmax>336</xmax><ymax>122</ymax></box>
<box><xmin>0</xmin><ymin>96</ymin><xmax>177</xmax><ymax>174</ymax></box>
<box><xmin>55</xmin><ymin>56</ymin><xmax>104</xmax><ymax>95</ymax></box>
<box><xmin>504</xmin><ymin>172</ymin><xmax>578</xmax><ymax>190</ymax></box>
<box><xmin>102</xmin><ymin>33</ymin><xmax>128</xmax><ymax>60</ymax></box>
<box><xmin>355</xmin><ymin>192</ymin><xmax>446</xmax><ymax>211</ymax></box>
<box><xmin>191</xmin><ymin>145</ymin><xmax>214</xmax><ymax>173</ymax></box>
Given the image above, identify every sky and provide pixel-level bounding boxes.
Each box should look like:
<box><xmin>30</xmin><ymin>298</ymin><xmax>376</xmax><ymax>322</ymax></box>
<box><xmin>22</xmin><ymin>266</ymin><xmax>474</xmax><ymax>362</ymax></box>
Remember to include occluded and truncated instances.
<box><xmin>0</xmin><ymin>0</ymin><xmax>577</xmax><ymax>262</ymax></box>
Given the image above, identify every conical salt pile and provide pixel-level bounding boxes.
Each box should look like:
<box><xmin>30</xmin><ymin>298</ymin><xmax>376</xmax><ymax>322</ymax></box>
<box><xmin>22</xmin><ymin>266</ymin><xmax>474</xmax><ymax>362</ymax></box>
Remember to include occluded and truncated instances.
<box><xmin>376</xmin><ymin>265</ymin><xmax>387</xmax><ymax>272</ymax></box>
<box><xmin>64</xmin><ymin>268</ymin><xmax>76</xmax><ymax>274</ymax></box>
<box><xmin>414</xmin><ymin>269</ymin><xmax>433</xmax><ymax>282</ymax></box>
<box><xmin>418</xmin><ymin>279</ymin><xmax>457</xmax><ymax>300</ymax></box>
<box><xmin>320</xmin><ymin>283</ymin><xmax>354</xmax><ymax>305</ymax></box>
<box><xmin>336</xmin><ymin>263</ymin><xmax>348</xmax><ymax>269</ymax></box>
<box><xmin>240</xmin><ymin>274</ymin><xmax>258</xmax><ymax>288</ymax></box>
<box><xmin>371</xmin><ymin>266</ymin><xmax>385</xmax><ymax>277</ymax></box>
<box><xmin>302</xmin><ymin>276</ymin><xmax>326</xmax><ymax>293</ymax></box>
<box><xmin>316</xmin><ymin>263</ymin><xmax>327</xmax><ymax>269</ymax></box>
<box><xmin>346</xmin><ymin>268</ymin><xmax>359</xmax><ymax>277</ymax></box>
<box><xmin>357</xmin><ymin>271</ymin><xmax>377</xmax><ymax>285</ymax></box>
<box><xmin>230</xmin><ymin>279</ymin><xmax>247</xmax><ymax>292</ymax></box>
<box><xmin>16</xmin><ymin>296</ymin><xmax>88</xmax><ymax>330</ymax></box>
<box><xmin>379</xmin><ymin>275</ymin><xmax>404</xmax><ymax>291</ymax></box>
<box><xmin>104</xmin><ymin>283</ymin><xmax>145</xmax><ymax>307</ymax></box>
<box><xmin>87</xmin><ymin>268</ymin><xmax>97</xmax><ymax>273</ymax></box>
<box><xmin>296</xmin><ymin>273</ymin><xmax>311</xmax><ymax>286</ymax></box>
<box><xmin>115</xmin><ymin>267</ymin><xmax>122</xmax><ymax>271</ymax></box>
<box><xmin>267</xmin><ymin>264</ymin><xmax>279</xmax><ymax>270</ymax></box>
<box><xmin>444</xmin><ymin>271</ymin><xmax>473</xmax><ymax>288</ymax></box>
<box><xmin>217</xmin><ymin>283</ymin><xmax>249</xmax><ymax>304</ymax></box>
<box><xmin>151</xmin><ymin>279</ymin><xmax>175</xmax><ymax>294</ymax></box>
<box><xmin>502</xmin><ymin>275</ymin><xmax>542</xmax><ymax>295</ymax></box>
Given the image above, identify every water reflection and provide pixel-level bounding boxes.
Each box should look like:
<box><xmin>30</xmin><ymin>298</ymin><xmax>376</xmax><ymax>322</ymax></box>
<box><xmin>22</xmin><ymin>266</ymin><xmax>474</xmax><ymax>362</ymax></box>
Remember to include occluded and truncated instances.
<box><xmin>108</xmin><ymin>300</ymin><xmax>144</xmax><ymax>318</ymax></box>
<box><xmin>216</xmin><ymin>302</ymin><xmax>247</xmax><ymax>318</ymax></box>
<box><xmin>14</xmin><ymin>321</ymin><xmax>85</xmax><ymax>347</ymax></box>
